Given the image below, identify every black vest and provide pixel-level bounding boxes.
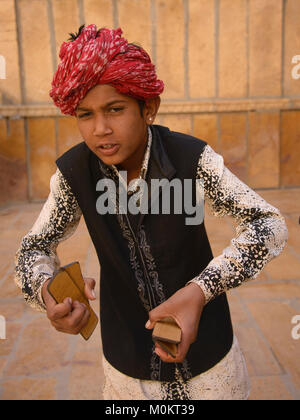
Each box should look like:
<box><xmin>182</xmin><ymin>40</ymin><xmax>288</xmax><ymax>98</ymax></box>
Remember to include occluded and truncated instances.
<box><xmin>56</xmin><ymin>125</ymin><xmax>233</xmax><ymax>382</ymax></box>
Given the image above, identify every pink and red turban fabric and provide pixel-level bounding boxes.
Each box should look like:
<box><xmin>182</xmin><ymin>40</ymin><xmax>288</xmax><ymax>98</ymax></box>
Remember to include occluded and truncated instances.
<box><xmin>50</xmin><ymin>25</ymin><xmax>164</xmax><ymax>115</ymax></box>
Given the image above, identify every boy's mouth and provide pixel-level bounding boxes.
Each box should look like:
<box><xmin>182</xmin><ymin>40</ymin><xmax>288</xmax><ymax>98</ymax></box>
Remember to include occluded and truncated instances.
<box><xmin>99</xmin><ymin>144</ymin><xmax>117</xmax><ymax>149</ymax></box>
<box><xmin>97</xmin><ymin>143</ymin><xmax>120</xmax><ymax>156</ymax></box>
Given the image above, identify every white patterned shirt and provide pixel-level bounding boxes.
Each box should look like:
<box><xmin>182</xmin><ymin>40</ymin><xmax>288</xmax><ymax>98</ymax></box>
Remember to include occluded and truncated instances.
<box><xmin>14</xmin><ymin>132</ymin><xmax>288</xmax><ymax>399</ymax></box>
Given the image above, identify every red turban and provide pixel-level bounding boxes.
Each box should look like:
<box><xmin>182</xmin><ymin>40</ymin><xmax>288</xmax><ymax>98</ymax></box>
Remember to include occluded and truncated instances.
<box><xmin>50</xmin><ymin>25</ymin><xmax>164</xmax><ymax>115</ymax></box>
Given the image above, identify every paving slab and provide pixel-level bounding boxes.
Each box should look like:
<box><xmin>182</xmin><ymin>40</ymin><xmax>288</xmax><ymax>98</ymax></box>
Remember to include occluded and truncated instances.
<box><xmin>0</xmin><ymin>188</ymin><xmax>299</xmax><ymax>400</ymax></box>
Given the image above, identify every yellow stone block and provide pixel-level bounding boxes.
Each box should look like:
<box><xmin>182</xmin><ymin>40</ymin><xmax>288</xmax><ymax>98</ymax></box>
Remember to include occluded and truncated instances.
<box><xmin>219</xmin><ymin>0</ymin><xmax>247</xmax><ymax>98</ymax></box>
<box><xmin>156</xmin><ymin>0</ymin><xmax>185</xmax><ymax>99</ymax></box>
<box><xmin>281</xmin><ymin>111</ymin><xmax>300</xmax><ymax>187</ymax></box>
<box><xmin>83</xmin><ymin>0</ymin><xmax>114</xmax><ymax>28</ymax></box>
<box><xmin>257</xmin><ymin>188</ymin><xmax>300</xmax><ymax>215</ymax></box>
<box><xmin>193</xmin><ymin>114</ymin><xmax>218</xmax><ymax>151</ymax></box>
<box><xmin>227</xmin><ymin>293</ymin><xmax>250</xmax><ymax>325</ymax></box>
<box><xmin>52</xmin><ymin>0</ymin><xmax>80</xmax><ymax>58</ymax></box>
<box><xmin>248</xmin><ymin>112</ymin><xmax>280</xmax><ymax>189</ymax></box>
<box><xmin>119</xmin><ymin>0</ymin><xmax>152</xmax><ymax>58</ymax></box>
<box><xmin>263</xmin><ymin>247</ymin><xmax>300</xmax><ymax>282</ymax></box>
<box><xmin>237</xmin><ymin>283</ymin><xmax>300</xmax><ymax>301</ymax></box>
<box><xmin>285</xmin><ymin>216</ymin><xmax>300</xmax><ymax>255</ymax></box>
<box><xmin>162</xmin><ymin>114</ymin><xmax>192</xmax><ymax>135</ymax></box>
<box><xmin>153</xmin><ymin>114</ymin><xmax>164</xmax><ymax>127</ymax></box>
<box><xmin>0</xmin><ymin>323</ymin><xmax>22</xmax><ymax>357</ymax></box>
<box><xmin>69</xmin><ymin>347</ymin><xmax>103</xmax><ymax>400</ymax></box>
<box><xmin>2</xmin><ymin>377</ymin><xmax>58</xmax><ymax>401</ymax></box>
<box><xmin>219</xmin><ymin>113</ymin><xmax>247</xmax><ymax>182</ymax></box>
<box><xmin>0</xmin><ymin>119</ymin><xmax>28</xmax><ymax>205</ymax></box>
<box><xmin>0</xmin><ymin>119</ymin><xmax>26</xmax><ymax>161</ymax></box>
<box><xmin>284</xmin><ymin>0</ymin><xmax>300</xmax><ymax>96</ymax></box>
<box><xmin>189</xmin><ymin>0</ymin><xmax>215</xmax><ymax>98</ymax></box>
<box><xmin>0</xmin><ymin>0</ymin><xmax>22</xmax><ymax>103</ymax></box>
<box><xmin>4</xmin><ymin>317</ymin><xmax>70</xmax><ymax>376</ymax></box>
<box><xmin>27</xmin><ymin>118</ymin><xmax>56</xmax><ymax>200</ymax></box>
<box><xmin>57</xmin><ymin>219</ymin><xmax>91</xmax><ymax>268</ymax></box>
<box><xmin>249</xmin><ymin>376</ymin><xmax>294</xmax><ymax>400</ymax></box>
<box><xmin>234</xmin><ymin>324</ymin><xmax>282</xmax><ymax>377</ymax></box>
<box><xmin>18</xmin><ymin>0</ymin><xmax>53</xmax><ymax>103</ymax></box>
<box><xmin>57</xmin><ymin>116</ymin><xmax>82</xmax><ymax>157</ymax></box>
<box><xmin>249</xmin><ymin>0</ymin><xmax>282</xmax><ymax>96</ymax></box>
<box><xmin>247</xmin><ymin>300</ymin><xmax>300</xmax><ymax>390</ymax></box>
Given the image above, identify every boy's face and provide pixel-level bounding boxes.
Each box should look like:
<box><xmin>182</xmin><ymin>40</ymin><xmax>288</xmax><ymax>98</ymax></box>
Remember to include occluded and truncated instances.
<box><xmin>75</xmin><ymin>84</ymin><xmax>159</xmax><ymax>170</ymax></box>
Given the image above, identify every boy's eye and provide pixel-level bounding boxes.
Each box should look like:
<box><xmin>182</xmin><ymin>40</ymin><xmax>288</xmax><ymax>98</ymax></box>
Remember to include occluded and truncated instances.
<box><xmin>77</xmin><ymin>112</ymin><xmax>91</xmax><ymax>119</ymax></box>
<box><xmin>77</xmin><ymin>107</ymin><xmax>124</xmax><ymax>119</ymax></box>
<box><xmin>109</xmin><ymin>107</ymin><xmax>124</xmax><ymax>113</ymax></box>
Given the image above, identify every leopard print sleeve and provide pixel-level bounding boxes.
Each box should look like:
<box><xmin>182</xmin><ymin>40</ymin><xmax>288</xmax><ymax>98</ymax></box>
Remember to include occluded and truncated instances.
<box><xmin>14</xmin><ymin>168</ymin><xmax>82</xmax><ymax>312</ymax></box>
<box><xmin>189</xmin><ymin>144</ymin><xmax>289</xmax><ymax>304</ymax></box>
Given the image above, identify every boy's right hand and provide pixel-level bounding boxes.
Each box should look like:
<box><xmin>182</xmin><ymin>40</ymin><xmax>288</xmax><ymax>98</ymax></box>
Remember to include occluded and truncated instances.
<box><xmin>42</xmin><ymin>279</ymin><xmax>91</xmax><ymax>335</ymax></box>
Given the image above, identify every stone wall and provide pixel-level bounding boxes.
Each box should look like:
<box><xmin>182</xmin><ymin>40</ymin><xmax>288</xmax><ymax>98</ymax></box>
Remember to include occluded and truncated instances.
<box><xmin>0</xmin><ymin>0</ymin><xmax>300</xmax><ymax>207</ymax></box>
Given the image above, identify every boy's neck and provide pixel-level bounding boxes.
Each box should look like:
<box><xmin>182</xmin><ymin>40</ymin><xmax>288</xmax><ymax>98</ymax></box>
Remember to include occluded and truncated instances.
<box><xmin>117</xmin><ymin>134</ymin><xmax>148</xmax><ymax>185</ymax></box>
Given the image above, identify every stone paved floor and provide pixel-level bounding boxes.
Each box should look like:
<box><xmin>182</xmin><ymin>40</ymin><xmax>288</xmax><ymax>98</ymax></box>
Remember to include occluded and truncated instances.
<box><xmin>0</xmin><ymin>188</ymin><xmax>299</xmax><ymax>400</ymax></box>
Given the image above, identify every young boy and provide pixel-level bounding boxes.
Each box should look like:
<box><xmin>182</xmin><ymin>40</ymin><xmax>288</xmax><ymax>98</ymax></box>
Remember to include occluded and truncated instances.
<box><xmin>15</xmin><ymin>25</ymin><xmax>288</xmax><ymax>400</ymax></box>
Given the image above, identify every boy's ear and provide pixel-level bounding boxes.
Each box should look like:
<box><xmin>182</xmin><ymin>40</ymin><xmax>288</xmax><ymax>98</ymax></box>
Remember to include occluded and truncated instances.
<box><xmin>144</xmin><ymin>96</ymin><xmax>161</xmax><ymax>124</ymax></box>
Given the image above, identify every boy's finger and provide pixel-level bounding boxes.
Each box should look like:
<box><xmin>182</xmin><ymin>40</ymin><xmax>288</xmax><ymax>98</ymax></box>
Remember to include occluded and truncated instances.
<box><xmin>145</xmin><ymin>319</ymin><xmax>155</xmax><ymax>329</ymax></box>
<box><xmin>51</xmin><ymin>302</ymin><xmax>89</xmax><ymax>335</ymax></box>
<box><xmin>154</xmin><ymin>342</ymin><xmax>175</xmax><ymax>362</ymax></box>
<box><xmin>42</xmin><ymin>279</ymin><xmax>56</xmax><ymax>307</ymax></box>
<box><xmin>171</xmin><ymin>335</ymin><xmax>191</xmax><ymax>363</ymax></box>
<box><xmin>49</xmin><ymin>298</ymin><xmax>72</xmax><ymax>321</ymax></box>
<box><xmin>146</xmin><ymin>304</ymin><xmax>172</xmax><ymax>329</ymax></box>
<box><xmin>69</xmin><ymin>301</ymin><xmax>88</xmax><ymax>327</ymax></box>
<box><xmin>75</xmin><ymin>306</ymin><xmax>91</xmax><ymax>332</ymax></box>
<box><xmin>84</xmin><ymin>277</ymin><xmax>96</xmax><ymax>300</ymax></box>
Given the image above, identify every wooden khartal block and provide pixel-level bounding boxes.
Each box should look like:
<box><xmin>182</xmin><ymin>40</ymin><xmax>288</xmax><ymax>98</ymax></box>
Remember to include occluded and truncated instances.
<box><xmin>152</xmin><ymin>317</ymin><xmax>182</xmax><ymax>358</ymax></box>
<box><xmin>63</xmin><ymin>261</ymin><xmax>86</xmax><ymax>294</ymax></box>
<box><xmin>47</xmin><ymin>262</ymin><xmax>98</xmax><ymax>340</ymax></box>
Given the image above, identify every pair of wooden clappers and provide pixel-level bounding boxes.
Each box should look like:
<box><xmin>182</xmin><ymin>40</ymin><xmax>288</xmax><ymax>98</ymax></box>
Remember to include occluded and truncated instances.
<box><xmin>152</xmin><ymin>317</ymin><xmax>182</xmax><ymax>358</ymax></box>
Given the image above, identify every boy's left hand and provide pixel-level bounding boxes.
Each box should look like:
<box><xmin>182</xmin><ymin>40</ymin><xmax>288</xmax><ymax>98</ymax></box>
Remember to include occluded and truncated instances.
<box><xmin>83</xmin><ymin>277</ymin><xmax>97</xmax><ymax>301</ymax></box>
<box><xmin>145</xmin><ymin>283</ymin><xmax>205</xmax><ymax>363</ymax></box>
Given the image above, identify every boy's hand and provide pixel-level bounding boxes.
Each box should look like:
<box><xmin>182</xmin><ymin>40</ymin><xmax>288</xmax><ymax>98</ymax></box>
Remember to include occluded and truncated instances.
<box><xmin>42</xmin><ymin>277</ymin><xmax>96</xmax><ymax>335</ymax></box>
<box><xmin>145</xmin><ymin>283</ymin><xmax>205</xmax><ymax>363</ymax></box>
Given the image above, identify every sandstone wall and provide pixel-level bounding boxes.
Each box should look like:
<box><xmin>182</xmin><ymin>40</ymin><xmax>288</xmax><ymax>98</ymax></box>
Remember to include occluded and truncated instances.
<box><xmin>0</xmin><ymin>0</ymin><xmax>300</xmax><ymax>206</ymax></box>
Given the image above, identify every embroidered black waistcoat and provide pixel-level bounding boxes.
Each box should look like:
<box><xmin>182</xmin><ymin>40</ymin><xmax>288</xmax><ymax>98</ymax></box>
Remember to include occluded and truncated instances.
<box><xmin>56</xmin><ymin>124</ymin><xmax>233</xmax><ymax>382</ymax></box>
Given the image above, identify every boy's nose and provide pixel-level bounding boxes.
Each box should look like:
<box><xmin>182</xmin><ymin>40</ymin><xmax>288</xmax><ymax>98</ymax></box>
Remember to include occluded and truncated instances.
<box><xmin>93</xmin><ymin>114</ymin><xmax>113</xmax><ymax>136</ymax></box>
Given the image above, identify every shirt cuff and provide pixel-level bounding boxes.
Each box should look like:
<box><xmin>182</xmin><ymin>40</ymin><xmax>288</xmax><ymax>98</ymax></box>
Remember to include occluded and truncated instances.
<box><xmin>26</xmin><ymin>273</ymin><xmax>53</xmax><ymax>313</ymax></box>
<box><xmin>186</xmin><ymin>276</ymin><xmax>213</xmax><ymax>305</ymax></box>
<box><xmin>37</xmin><ymin>276</ymin><xmax>53</xmax><ymax>312</ymax></box>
